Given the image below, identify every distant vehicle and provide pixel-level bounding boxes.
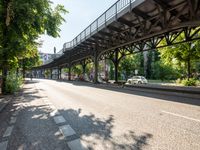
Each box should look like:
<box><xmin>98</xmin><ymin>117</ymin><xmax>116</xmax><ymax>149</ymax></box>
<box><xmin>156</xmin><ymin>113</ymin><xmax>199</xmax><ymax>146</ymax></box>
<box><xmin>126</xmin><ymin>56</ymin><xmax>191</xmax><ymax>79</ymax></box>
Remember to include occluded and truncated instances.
<box><xmin>126</xmin><ymin>76</ymin><xmax>148</xmax><ymax>84</ymax></box>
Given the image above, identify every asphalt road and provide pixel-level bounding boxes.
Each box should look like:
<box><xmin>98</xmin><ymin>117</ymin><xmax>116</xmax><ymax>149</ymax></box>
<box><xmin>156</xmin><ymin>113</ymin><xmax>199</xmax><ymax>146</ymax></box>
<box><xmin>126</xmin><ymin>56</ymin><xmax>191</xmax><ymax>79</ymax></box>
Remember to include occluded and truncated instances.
<box><xmin>1</xmin><ymin>79</ymin><xmax>199</xmax><ymax>150</ymax></box>
<box><xmin>29</xmin><ymin>79</ymin><xmax>199</xmax><ymax>150</ymax></box>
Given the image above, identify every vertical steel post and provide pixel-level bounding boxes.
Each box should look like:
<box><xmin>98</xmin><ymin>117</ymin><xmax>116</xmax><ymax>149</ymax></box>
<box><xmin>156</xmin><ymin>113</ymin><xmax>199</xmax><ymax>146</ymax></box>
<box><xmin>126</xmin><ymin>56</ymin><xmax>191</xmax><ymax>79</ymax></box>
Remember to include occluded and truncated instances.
<box><xmin>59</xmin><ymin>67</ymin><xmax>62</xmax><ymax>79</ymax></box>
<box><xmin>94</xmin><ymin>48</ymin><xmax>99</xmax><ymax>83</ymax></box>
<box><xmin>114</xmin><ymin>49</ymin><xmax>119</xmax><ymax>83</ymax></box>
<box><xmin>68</xmin><ymin>65</ymin><xmax>71</xmax><ymax>81</ymax></box>
<box><xmin>50</xmin><ymin>69</ymin><xmax>53</xmax><ymax>79</ymax></box>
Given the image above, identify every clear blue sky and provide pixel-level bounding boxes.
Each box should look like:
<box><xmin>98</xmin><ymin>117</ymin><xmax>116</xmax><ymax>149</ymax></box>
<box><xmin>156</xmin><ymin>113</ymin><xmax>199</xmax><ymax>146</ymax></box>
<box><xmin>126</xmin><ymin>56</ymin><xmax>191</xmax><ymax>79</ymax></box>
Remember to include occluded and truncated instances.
<box><xmin>39</xmin><ymin>0</ymin><xmax>117</xmax><ymax>54</ymax></box>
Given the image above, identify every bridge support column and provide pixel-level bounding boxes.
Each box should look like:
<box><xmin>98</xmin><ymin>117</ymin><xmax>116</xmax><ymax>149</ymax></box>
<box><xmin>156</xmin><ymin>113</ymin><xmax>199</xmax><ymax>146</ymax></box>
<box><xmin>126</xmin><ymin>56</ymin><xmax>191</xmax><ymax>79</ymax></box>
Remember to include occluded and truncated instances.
<box><xmin>59</xmin><ymin>67</ymin><xmax>62</xmax><ymax>79</ymax></box>
<box><xmin>40</xmin><ymin>69</ymin><xmax>43</xmax><ymax>78</ymax></box>
<box><xmin>82</xmin><ymin>64</ymin><xmax>86</xmax><ymax>75</ymax></box>
<box><xmin>68</xmin><ymin>66</ymin><xmax>71</xmax><ymax>81</ymax></box>
<box><xmin>57</xmin><ymin>68</ymin><xmax>59</xmax><ymax>80</ymax></box>
<box><xmin>42</xmin><ymin>69</ymin><xmax>44</xmax><ymax>78</ymax></box>
<box><xmin>50</xmin><ymin>69</ymin><xmax>53</xmax><ymax>79</ymax></box>
<box><xmin>94</xmin><ymin>51</ymin><xmax>99</xmax><ymax>83</ymax></box>
<box><xmin>114</xmin><ymin>50</ymin><xmax>119</xmax><ymax>83</ymax></box>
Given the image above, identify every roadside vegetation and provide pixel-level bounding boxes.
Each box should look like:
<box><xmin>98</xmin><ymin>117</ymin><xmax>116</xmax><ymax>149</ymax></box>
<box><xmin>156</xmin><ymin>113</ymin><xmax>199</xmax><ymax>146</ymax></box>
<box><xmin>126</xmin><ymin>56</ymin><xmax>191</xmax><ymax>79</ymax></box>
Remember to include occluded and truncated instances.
<box><xmin>0</xmin><ymin>0</ymin><xmax>67</xmax><ymax>94</ymax></box>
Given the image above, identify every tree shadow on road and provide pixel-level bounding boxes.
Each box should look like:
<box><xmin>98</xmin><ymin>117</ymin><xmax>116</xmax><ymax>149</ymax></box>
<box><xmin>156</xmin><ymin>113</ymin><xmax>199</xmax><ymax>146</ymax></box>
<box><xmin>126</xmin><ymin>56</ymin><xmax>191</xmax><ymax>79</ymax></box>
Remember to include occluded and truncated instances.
<box><xmin>8</xmin><ymin>100</ymin><xmax>153</xmax><ymax>150</ymax></box>
<box><xmin>59</xmin><ymin>108</ymin><xmax>153</xmax><ymax>150</ymax></box>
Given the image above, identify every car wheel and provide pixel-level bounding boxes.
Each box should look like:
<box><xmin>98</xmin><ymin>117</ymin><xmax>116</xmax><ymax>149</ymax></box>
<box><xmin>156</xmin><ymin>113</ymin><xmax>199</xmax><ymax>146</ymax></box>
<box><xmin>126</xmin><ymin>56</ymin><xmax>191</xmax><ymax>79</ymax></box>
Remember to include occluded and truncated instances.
<box><xmin>138</xmin><ymin>81</ymin><xmax>142</xmax><ymax>84</ymax></box>
<box><xmin>128</xmin><ymin>80</ymin><xmax>131</xmax><ymax>84</ymax></box>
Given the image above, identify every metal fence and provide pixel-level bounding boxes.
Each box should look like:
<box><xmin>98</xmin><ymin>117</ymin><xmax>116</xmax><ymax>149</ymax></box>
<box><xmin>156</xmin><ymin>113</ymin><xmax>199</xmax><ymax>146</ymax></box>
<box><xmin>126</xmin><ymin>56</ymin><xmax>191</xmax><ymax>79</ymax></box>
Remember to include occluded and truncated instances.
<box><xmin>61</xmin><ymin>0</ymin><xmax>136</xmax><ymax>53</ymax></box>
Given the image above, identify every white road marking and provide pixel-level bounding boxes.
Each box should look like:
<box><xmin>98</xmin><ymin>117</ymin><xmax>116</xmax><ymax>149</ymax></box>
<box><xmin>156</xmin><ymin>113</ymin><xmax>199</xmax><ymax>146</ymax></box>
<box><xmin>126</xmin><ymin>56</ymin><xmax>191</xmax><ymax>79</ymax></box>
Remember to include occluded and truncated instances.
<box><xmin>3</xmin><ymin>126</ymin><xmax>14</xmax><ymax>137</ymax></box>
<box><xmin>162</xmin><ymin>110</ymin><xmax>200</xmax><ymax>123</ymax></box>
<box><xmin>10</xmin><ymin>117</ymin><xmax>17</xmax><ymax>124</ymax></box>
<box><xmin>50</xmin><ymin>105</ymin><xmax>56</xmax><ymax>110</ymax></box>
<box><xmin>67</xmin><ymin>139</ymin><xmax>87</xmax><ymax>150</ymax></box>
<box><xmin>50</xmin><ymin>110</ymin><xmax>60</xmax><ymax>117</ymax></box>
<box><xmin>13</xmin><ymin>111</ymin><xmax>19</xmax><ymax>116</ymax></box>
<box><xmin>53</xmin><ymin>116</ymin><xmax>66</xmax><ymax>124</ymax></box>
<box><xmin>46</xmin><ymin>102</ymin><xmax>53</xmax><ymax>105</ymax></box>
<box><xmin>43</xmin><ymin>99</ymin><xmax>49</xmax><ymax>102</ymax></box>
<box><xmin>59</xmin><ymin>125</ymin><xmax>76</xmax><ymax>137</ymax></box>
<box><xmin>0</xmin><ymin>141</ymin><xmax>8</xmax><ymax>150</ymax></box>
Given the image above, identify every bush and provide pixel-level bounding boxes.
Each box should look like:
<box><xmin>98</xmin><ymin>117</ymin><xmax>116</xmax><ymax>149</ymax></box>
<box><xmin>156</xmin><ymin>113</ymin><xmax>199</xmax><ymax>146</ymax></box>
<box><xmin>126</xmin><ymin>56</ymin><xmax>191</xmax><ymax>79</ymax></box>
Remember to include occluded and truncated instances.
<box><xmin>5</xmin><ymin>72</ymin><xmax>23</xmax><ymax>94</ymax></box>
<box><xmin>181</xmin><ymin>78</ymin><xmax>197</xmax><ymax>86</ymax></box>
<box><xmin>152</xmin><ymin>61</ymin><xmax>180</xmax><ymax>80</ymax></box>
<box><xmin>176</xmin><ymin>78</ymin><xmax>182</xmax><ymax>84</ymax></box>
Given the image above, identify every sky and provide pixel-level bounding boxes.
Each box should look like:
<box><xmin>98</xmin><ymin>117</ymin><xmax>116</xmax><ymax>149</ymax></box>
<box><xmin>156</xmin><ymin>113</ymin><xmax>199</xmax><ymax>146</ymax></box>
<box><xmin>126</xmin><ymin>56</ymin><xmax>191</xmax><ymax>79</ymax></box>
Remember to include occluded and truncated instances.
<box><xmin>39</xmin><ymin>0</ymin><xmax>117</xmax><ymax>54</ymax></box>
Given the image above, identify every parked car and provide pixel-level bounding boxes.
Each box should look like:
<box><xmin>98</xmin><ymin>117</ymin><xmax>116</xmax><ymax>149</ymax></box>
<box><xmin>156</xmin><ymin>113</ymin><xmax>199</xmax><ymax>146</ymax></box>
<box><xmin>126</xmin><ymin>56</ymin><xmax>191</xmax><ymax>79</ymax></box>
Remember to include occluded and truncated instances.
<box><xmin>126</xmin><ymin>76</ymin><xmax>148</xmax><ymax>84</ymax></box>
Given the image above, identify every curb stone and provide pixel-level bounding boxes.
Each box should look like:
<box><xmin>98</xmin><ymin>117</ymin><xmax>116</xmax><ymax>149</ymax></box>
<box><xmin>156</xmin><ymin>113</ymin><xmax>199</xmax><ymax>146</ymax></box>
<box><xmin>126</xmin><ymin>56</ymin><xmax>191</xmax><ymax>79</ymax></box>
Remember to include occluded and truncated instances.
<box><xmin>0</xmin><ymin>97</ymin><xmax>11</xmax><ymax>113</ymax></box>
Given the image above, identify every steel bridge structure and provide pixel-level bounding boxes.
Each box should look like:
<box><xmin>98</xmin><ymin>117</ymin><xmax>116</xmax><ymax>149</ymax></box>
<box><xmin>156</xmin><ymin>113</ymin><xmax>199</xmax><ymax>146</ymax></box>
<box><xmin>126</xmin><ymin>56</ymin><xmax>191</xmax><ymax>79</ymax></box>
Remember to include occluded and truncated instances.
<box><xmin>33</xmin><ymin>0</ymin><xmax>200</xmax><ymax>82</ymax></box>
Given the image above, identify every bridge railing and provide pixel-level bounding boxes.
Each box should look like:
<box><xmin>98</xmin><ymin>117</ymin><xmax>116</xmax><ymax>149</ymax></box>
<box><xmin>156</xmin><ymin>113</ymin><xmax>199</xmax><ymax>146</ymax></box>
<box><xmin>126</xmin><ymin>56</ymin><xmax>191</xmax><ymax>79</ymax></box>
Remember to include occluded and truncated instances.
<box><xmin>61</xmin><ymin>0</ymin><xmax>136</xmax><ymax>53</ymax></box>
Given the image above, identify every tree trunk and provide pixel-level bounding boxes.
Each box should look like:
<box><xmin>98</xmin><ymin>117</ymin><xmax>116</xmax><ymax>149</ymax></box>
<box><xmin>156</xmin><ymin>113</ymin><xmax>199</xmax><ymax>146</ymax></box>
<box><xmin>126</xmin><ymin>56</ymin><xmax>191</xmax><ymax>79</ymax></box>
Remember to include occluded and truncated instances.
<box><xmin>16</xmin><ymin>68</ymin><xmax>19</xmax><ymax>77</ymax></box>
<box><xmin>2</xmin><ymin>65</ymin><xmax>8</xmax><ymax>94</ymax></box>
<box><xmin>22</xmin><ymin>60</ymin><xmax>26</xmax><ymax>78</ymax></box>
<box><xmin>187</xmin><ymin>58</ymin><xmax>191</xmax><ymax>80</ymax></box>
<box><xmin>1</xmin><ymin>0</ymin><xmax>10</xmax><ymax>94</ymax></box>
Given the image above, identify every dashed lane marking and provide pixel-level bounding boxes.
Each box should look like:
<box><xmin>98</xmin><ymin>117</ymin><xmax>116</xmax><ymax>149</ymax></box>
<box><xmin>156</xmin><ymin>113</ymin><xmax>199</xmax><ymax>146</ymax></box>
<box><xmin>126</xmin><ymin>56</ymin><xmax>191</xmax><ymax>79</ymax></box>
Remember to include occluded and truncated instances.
<box><xmin>53</xmin><ymin>116</ymin><xmax>66</xmax><ymax>124</ymax></box>
<box><xmin>0</xmin><ymin>141</ymin><xmax>8</xmax><ymax>150</ymax></box>
<box><xmin>59</xmin><ymin>125</ymin><xmax>76</xmax><ymax>137</ymax></box>
<box><xmin>67</xmin><ymin>139</ymin><xmax>87</xmax><ymax>150</ymax></box>
<box><xmin>3</xmin><ymin>126</ymin><xmax>14</xmax><ymax>138</ymax></box>
<box><xmin>12</xmin><ymin>111</ymin><xmax>19</xmax><ymax>116</ymax></box>
<box><xmin>50</xmin><ymin>110</ymin><xmax>60</xmax><ymax>117</ymax></box>
<box><xmin>9</xmin><ymin>117</ymin><xmax>17</xmax><ymax>124</ymax></box>
<box><xmin>50</xmin><ymin>105</ymin><xmax>56</xmax><ymax>110</ymax></box>
<box><xmin>162</xmin><ymin>110</ymin><xmax>200</xmax><ymax>123</ymax></box>
<box><xmin>46</xmin><ymin>102</ymin><xmax>53</xmax><ymax>105</ymax></box>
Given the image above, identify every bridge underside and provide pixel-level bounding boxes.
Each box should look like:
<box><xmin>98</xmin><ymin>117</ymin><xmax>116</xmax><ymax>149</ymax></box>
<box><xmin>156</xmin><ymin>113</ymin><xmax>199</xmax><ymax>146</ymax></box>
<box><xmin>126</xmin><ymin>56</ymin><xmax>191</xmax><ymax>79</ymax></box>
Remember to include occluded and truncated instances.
<box><xmin>34</xmin><ymin>0</ymin><xmax>200</xmax><ymax>82</ymax></box>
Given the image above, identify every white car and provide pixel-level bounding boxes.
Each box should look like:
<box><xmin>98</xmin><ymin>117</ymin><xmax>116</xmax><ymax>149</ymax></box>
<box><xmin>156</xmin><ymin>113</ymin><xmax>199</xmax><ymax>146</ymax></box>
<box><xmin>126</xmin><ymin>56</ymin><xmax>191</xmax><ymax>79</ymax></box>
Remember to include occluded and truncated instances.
<box><xmin>126</xmin><ymin>76</ymin><xmax>148</xmax><ymax>84</ymax></box>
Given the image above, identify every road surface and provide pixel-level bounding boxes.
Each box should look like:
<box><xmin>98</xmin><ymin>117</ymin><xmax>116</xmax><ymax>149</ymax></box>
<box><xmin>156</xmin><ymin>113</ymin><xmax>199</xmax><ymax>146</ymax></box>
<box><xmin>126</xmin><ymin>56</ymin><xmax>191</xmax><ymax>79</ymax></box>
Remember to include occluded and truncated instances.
<box><xmin>0</xmin><ymin>79</ymin><xmax>200</xmax><ymax>150</ymax></box>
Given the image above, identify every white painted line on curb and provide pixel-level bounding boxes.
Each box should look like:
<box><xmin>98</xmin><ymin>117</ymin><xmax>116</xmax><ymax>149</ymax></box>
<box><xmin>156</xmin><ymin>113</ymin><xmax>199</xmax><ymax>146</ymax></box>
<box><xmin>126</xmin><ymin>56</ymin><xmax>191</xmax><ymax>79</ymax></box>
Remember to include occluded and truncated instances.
<box><xmin>59</xmin><ymin>125</ymin><xmax>76</xmax><ymax>137</ymax></box>
<box><xmin>0</xmin><ymin>141</ymin><xmax>8</xmax><ymax>150</ymax></box>
<box><xmin>3</xmin><ymin>126</ymin><xmax>14</xmax><ymax>137</ymax></box>
<box><xmin>67</xmin><ymin>139</ymin><xmax>87</xmax><ymax>150</ymax></box>
<box><xmin>162</xmin><ymin>110</ymin><xmax>200</xmax><ymax>123</ymax></box>
<box><xmin>10</xmin><ymin>117</ymin><xmax>17</xmax><ymax>124</ymax></box>
<box><xmin>53</xmin><ymin>116</ymin><xmax>66</xmax><ymax>124</ymax></box>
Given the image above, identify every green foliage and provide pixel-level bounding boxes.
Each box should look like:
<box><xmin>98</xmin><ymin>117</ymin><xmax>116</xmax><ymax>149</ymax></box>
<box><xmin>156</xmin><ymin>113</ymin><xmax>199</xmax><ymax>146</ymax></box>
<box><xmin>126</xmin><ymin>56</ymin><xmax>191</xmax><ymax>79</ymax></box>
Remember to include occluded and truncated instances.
<box><xmin>175</xmin><ymin>78</ymin><xmax>182</xmax><ymax>84</ymax></box>
<box><xmin>72</xmin><ymin>65</ymin><xmax>82</xmax><ymax>75</ymax></box>
<box><xmin>21</xmin><ymin>52</ymin><xmax>41</xmax><ymax>70</ymax></box>
<box><xmin>5</xmin><ymin>72</ymin><xmax>23</xmax><ymax>94</ymax></box>
<box><xmin>108</xmin><ymin>60</ymin><xmax>114</xmax><ymax>80</ymax></box>
<box><xmin>158</xmin><ymin>30</ymin><xmax>200</xmax><ymax>78</ymax></box>
<box><xmin>0</xmin><ymin>0</ymin><xmax>67</xmax><ymax>93</ymax></box>
<box><xmin>120</xmin><ymin>53</ymin><xmax>143</xmax><ymax>79</ymax></box>
<box><xmin>181</xmin><ymin>78</ymin><xmax>197</xmax><ymax>86</ymax></box>
<box><xmin>151</xmin><ymin>61</ymin><xmax>180</xmax><ymax>80</ymax></box>
<box><xmin>44</xmin><ymin>70</ymin><xmax>50</xmax><ymax>78</ymax></box>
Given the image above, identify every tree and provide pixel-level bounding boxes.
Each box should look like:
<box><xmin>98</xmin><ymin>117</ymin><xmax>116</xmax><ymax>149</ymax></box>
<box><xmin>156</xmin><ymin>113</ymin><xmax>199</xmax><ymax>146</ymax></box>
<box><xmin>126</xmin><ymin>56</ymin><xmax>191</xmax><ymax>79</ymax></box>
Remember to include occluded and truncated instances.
<box><xmin>0</xmin><ymin>0</ymin><xmax>67</xmax><ymax>93</ymax></box>
<box><xmin>119</xmin><ymin>53</ymin><xmax>144</xmax><ymax>80</ymax></box>
<box><xmin>158</xmin><ymin>32</ymin><xmax>200</xmax><ymax>79</ymax></box>
<box><xmin>151</xmin><ymin>61</ymin><xmax>180</xmax><ymax>80</ymax></box>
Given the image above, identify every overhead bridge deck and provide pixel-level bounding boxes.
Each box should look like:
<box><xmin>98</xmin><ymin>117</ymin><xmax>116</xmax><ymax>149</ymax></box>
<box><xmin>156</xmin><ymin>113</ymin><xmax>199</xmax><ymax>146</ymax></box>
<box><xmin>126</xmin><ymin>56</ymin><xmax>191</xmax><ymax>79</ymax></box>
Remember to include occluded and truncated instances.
<box><xmin>34</xmin><ymin>0</ymin><xmax>200</xmax><ymax>82</ymax></box>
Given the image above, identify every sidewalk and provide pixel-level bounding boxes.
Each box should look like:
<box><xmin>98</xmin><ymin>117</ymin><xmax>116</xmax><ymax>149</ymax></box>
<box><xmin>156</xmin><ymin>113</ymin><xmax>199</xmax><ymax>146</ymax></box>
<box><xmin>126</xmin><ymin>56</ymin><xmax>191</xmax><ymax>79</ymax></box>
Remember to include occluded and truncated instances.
<box><xmin>0</xmin><ymin>80</ymin><xmax>70</xmax><ymax>150</ymax></box>
<box><xmin>0</xmin><ymin>96</ymin><xmax>12</xmax><ymax>113</ymax></box>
